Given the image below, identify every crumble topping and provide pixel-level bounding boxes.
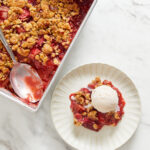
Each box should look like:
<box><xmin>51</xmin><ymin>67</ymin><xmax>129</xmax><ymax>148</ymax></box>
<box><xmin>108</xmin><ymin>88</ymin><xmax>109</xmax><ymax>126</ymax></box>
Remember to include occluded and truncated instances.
<box><xmin>0</xmin><ymin>0</ymin><xmax>80</xmax><ymax>82</ymax></box>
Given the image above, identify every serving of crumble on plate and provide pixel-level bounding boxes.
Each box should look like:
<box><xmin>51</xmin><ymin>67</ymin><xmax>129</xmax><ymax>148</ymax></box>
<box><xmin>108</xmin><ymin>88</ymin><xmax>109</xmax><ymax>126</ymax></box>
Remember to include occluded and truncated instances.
<box><xmin>51</xmin><ymin>63</ymin><xmax>141</xmax><ymax>150</ymax></box>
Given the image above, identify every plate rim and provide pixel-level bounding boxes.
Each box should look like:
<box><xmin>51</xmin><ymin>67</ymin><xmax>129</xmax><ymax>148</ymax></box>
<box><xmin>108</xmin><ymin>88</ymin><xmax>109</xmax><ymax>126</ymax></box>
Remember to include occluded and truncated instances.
<box><xmin>50</xmin><ymin>62</ymin><xmax>142</xmax><ymax>150</ymax></box>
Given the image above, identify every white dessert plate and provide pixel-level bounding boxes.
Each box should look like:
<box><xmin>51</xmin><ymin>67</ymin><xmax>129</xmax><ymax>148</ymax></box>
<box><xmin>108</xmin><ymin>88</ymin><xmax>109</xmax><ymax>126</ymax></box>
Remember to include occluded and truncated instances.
<box><xmin>51</xmin><ymin>63</ymin><xmax>141</xmax><ymax>150</ymax></box>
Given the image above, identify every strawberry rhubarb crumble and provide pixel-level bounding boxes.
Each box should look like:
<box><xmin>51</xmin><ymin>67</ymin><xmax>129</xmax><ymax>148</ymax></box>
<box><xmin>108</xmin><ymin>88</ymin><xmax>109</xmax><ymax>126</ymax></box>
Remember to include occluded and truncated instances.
<box><xmin>0</xmin><ymin>0</ymin><xmax>93</xmax><ymax>107</ymax></box>
<box><xmin>69</xmin><ymin>77</ymin><xmax>126</xmax><ymax>131</ymax></box>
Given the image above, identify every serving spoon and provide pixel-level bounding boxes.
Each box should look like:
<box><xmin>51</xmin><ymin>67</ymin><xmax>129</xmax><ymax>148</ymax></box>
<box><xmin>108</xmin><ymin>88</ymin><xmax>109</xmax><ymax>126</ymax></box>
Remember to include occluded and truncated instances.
<box><xmin>0</xmin><ymin>28</ymin><xmax>43</xmax><ymax>103</ymax></box>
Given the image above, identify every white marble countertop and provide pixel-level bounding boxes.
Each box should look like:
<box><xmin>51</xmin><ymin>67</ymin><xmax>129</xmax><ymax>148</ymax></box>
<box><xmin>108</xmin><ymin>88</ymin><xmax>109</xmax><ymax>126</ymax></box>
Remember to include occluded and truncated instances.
<box><xmin>0</xmin><ymin>0</ymin><xmax>150</xmax><ymax>149</ymax></box>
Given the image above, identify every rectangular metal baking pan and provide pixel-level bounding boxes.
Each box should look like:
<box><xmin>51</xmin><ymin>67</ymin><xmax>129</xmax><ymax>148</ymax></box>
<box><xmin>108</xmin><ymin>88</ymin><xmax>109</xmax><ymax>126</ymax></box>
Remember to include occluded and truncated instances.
<box><xmin>0</xmin><ymin>0</ymin><xmax>97</xmax><ymax>112</ymax></box>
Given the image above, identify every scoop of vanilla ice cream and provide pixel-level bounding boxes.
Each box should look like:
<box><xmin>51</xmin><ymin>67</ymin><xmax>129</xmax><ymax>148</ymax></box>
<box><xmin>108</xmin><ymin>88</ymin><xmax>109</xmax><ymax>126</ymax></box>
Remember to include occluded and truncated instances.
<box><xmin>91</xmin><ymin>85</ymin><xmax>118</xmax><ymax>113</ymax></box>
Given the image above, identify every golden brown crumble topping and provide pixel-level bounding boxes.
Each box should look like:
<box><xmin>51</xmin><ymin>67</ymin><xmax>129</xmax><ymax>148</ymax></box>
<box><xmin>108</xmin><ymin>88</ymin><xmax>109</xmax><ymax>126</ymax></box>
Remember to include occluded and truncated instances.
<box><xmin>87</xmin><ymin>110</ymin><xmax>98</xmax><ymax>121</ymax></box>
<box><xmin>0</xmin><ymin>0</ymin><xmax>80</xmax><ymax>82</ymax></box>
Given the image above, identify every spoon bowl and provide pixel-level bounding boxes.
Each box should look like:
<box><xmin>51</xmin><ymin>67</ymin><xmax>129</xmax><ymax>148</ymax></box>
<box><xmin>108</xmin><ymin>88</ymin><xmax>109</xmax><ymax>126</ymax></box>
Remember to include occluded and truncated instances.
<box><xmin>10</xmin><ymin>63</ymin><xmax>43</xmax><ymax>103</ymax></box>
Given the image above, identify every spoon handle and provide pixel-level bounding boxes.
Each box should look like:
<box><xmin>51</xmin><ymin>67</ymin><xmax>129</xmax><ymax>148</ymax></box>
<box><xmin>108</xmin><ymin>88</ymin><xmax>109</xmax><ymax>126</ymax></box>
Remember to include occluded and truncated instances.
<box><xmin>0</xmin><ymin>28</ymin><xmax>17</xmax><ymax>63</ymax></box>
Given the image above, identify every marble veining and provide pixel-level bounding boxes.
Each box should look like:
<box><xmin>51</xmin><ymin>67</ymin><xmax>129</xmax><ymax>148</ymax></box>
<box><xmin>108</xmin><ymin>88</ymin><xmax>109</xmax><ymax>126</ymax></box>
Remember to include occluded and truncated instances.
<box><xmin>0</xmin><ymin>0</ymin><xmax>150</xmax><ymax>149</ymax></box>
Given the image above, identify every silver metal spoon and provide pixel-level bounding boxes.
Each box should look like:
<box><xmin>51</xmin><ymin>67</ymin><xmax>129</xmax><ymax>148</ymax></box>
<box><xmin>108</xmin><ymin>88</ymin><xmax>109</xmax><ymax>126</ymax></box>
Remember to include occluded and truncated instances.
<box><xmin>0</xmin><ymin>28</ymin><xmax>43</xmax><ymax>103</ymax></box>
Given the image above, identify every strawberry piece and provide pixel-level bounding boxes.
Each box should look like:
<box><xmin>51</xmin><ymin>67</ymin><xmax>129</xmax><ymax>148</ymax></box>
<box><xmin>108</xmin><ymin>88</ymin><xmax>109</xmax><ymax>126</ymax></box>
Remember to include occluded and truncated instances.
<box><xmin>28</xmin><ymin>0</ymin><xmax>36</xmax><ymax>5</ymax></box>
<box><xmin>59</xmin><ymin>53</ymin><xmax>65</xmax><ymax>60</ymax></box>
<box><xmin>80</xmin><ymin>88</ymin><xmax>90</xmax><ymax>93</ymax></box>
<box><xmin>83</xmin><ymin>118</ymin><xmax>102</xmax><ymax>131</ymax></box>
<box><xmin>0</xmin><ymin>6</ymin><xmax>9</xmax><ymax>12</ymax></box>
<box><xmin>29</xmin><ymin>48</ymin><xmax>41</xmax><ymax>58</ymax></box>
<box><xmin>74</xmin><ymin>113</ymin><xmax>84</xmax><ymax>124</ymax></box>
<box><xmin>88</xmin><ymin>83</ymin><xmax>95</xmax><ymax>89</ymax></box>
<box><xmin>0</xmin><ymin>11</ymin><xmax>8</xmax><ymax>20</ymax></box>
<box><xmin>19</xmin><ymin>9</ymin><xmax>30</xmax><ymax>21</ymax></box>
<box><xmin>102</xmin><ymin>80</ymin><xmax>112</xmax><ymax>86</ymax></box>
<box><xmin>47</xmin><ymin>60</ymin><xmax>55</xmax><ymax>67</ymax></box>
<box><xmin>16</xmin><ymin>27</ymin><xmax>26</xmax><ymax>33</ymax></box>
<box><xmin>74</xmin><ymin>113</ymin><xmax>82</xmax><ymax>120</ymax></box>
<box><xmin>0</xmin><ymin>6</ymin><xmax>9</xmax><ymax>20</ymax></box>
<box><xmin>71</xmin><ymin>100</ymin><xmax>85</xmax><ymax>113</ymax></box>
<box><xmin>32</xmin><ymin>60</ymin><xmax>56</xmax><ymax>82</ymax></box>
<box><xmin>4</xmin><ymin>25</ymin><xmax>12</xmax><ymax>30</ymax></box>
<box><xmin>37</xmin><ymin>37</ymin><xmax>44</xmax><ymax>47</ymax></box>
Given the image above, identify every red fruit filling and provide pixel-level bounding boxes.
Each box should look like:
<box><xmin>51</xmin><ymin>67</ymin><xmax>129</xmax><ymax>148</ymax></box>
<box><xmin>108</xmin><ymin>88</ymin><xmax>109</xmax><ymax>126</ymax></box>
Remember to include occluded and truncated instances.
<box><xmin>0</xmin><ymin>6</ymin><xmax>8</xmax><ymax>20</ymax></box>
<box><xmin>69</xmin><ymin>77</ymin><xmax>126</xmax><ymax>132</ymax></box>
